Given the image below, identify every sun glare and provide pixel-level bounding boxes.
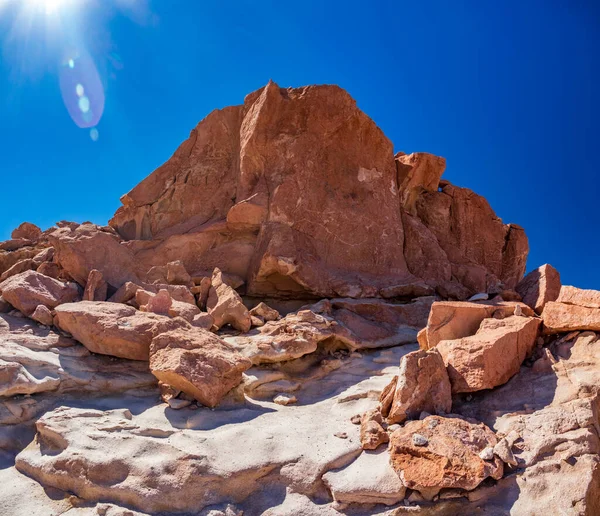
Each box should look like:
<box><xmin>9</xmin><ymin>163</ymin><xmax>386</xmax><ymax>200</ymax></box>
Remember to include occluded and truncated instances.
<box><xmin>26</xmin><ymin>0</ymin><xmax>79</xmax><ymax>15</ymax></box>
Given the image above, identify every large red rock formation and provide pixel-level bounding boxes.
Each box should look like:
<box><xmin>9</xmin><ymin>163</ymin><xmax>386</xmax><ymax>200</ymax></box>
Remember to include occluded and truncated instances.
<box><xmin>107</xmin><ymin>82</ymin><xmax>527</xmax><ymax>299</ymax></box>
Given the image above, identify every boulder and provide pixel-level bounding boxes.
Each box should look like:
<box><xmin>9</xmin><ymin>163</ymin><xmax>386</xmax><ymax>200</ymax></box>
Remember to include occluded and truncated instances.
<box><xmin>207</xmin><ymin>268</ymin><xmax>251</xmax><ymax>332</ymax></box>
<box><xmin>516</xmin><ymin>264</ymin><xmax>561</xmax><ymax>314</ymax></box>
<box><xmin>47</xmin><ymin>223</ymin><xmax>143</xmax><ymax>289</ymax></box>
<box><xmin>383</xmin><ymin>348</ymin><xmax>452</xmax><ymax>424</ymax></box>
<box><xmin>36</xmin><ymin>262</ymin><xmax>63</xmax><ymax>280</ymax></box>
<box><xmin>419</xmin><ymin>300</ymin><xmax>535</xmax><ymax>350</ymax></box>
<box><xmin>437</xmin><ymin>315</ymin><xmax>541</xmax><ymax>393</ymax></box>
<box><xmin>54</xmin><ymin>301</ymin><xmax>188</xmax><ymax>360</ymax></box>
<box><xmin>30</xmin><ymin>305</ymin><xmax>54</xmax><ymax>326</ymax></box>
<box><xmin>557</xmin><ymin>285</ymin><xmax>600</xmax><ymax>308</ymax></box>
<box><xmin>389</xmin><ymin>416</ymin><xmax>503</xmax><ymax>496</ymax></box>
<box><xmin>0</xmin><ymin>258</ymin><xmax>36</xmax><ymax>282</ymax></box>
<box><xmin>83</xmin><ymin>269</ymin><xmax>108</xmax><ymax>302</ymax></box>
<box><xmin>249</xmin><ymin>302</ymin><xmax>279</xmax><ymax>322</ymax></box>
<box><xmin>149</xmin><ymin>328</ymin><xmax>252</xmax><ymax>407</ymax></box>
<box><xmin>0</xmin><ymin>270</ymin><xmax>80</xmax><ymax>315</ymax></box>
<box><xmin>542</xmin><ymin>301</ymin><xmax>600</xmax><ymax>334</ymax></box>
<box><xmin>11</xmin><ymin>222</ymin><xmax>42</xmax><ymax>241</ymax></box>
<box><xmin>32</xmin><ymin>247</ymin><xmax>54</xmax><ymax>266</ymax></box>
<box><xmin>138</xmin><ymin>289</ymin><xmax>201</xmax><ymax>323</ymax></box>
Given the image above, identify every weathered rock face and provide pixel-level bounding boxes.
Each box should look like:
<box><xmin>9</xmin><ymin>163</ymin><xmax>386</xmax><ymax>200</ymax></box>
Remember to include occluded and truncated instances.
<box><xmin>108</xmin><ymin>82</ymin><xmax>527</xmax><ymax>299</ymax></box>
<box><xmin>0</xmin><ymin>270</ymin><xmax>80</xmax><ymax>315</ymax></box>
<box><xmin>383</xmin><ymin>348</ymin><xmax>452</xmax><ymax>424</ymax></box>
<box><xmin>516</xmin><ymin>263</ymin><xmax>561</xmax><ymax>314</ymax></box>
<box><xmin>149</xmin><ymin>328</ymin><xmax>252</xmax><ymax>407</ymax></box>
<box><xmin>54</xmin><ymin>301</ymin><xmax>188</xmax><ymax>360</ymax></box>
<box><xmin>437</xmin><ymin>315</ymin><xmax>541</xmax><ymax>393</ymax></box>
<box><xmin>11</xmin><ymin>222</ymin><xmax>42</xmax><ymax>241</ymax></box>
<box><xmin>389</xmin><ymin>416</ymin><xmax>503</xmax><ymax>497</ymax></box>
<box><xmin>542</xmin><ymin>301</ymin><xmax>600</xmax><ymax>333</ymax></box>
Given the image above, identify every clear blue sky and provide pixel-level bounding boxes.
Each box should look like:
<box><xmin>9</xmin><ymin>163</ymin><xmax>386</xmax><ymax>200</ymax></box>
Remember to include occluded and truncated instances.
<box><xmin>1</xmin><ymin>1</ymin><xmax>598</xmax><ymax>289</ymax></box>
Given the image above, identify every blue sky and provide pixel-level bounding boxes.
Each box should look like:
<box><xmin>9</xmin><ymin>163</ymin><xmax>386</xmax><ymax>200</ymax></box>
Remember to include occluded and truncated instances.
<box><xmin>0</xmin><ymin>0</ymin><xmax>598</xmax><ymax>288</ymax></box>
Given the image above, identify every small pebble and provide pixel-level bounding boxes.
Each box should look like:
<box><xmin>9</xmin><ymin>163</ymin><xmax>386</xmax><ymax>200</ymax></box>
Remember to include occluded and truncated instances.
<box><xmin>350</xmin><ymin>414</ymin><xmax>362</xmax><ymax>425</ymax></box>
<box><xmin>412</xmin><ymin>433</ymin><xmax>428</xmax><ymax>446</ymax></box>
<box><xmin>479</xmin><ymin>447</ymin><xmax>494</xmax><ymax>461</ymax></box>
<box><xmin>334</xmin><ymin>432</ymin><xmax>348</xmax><ymax>439</ymax></box>
<box><xmin>419</xmin><ymin>411</ymin><xmax>431</xmax><ymax>420</ymax></box>
<box><xmin>167</xmin><ymin>398</ymin><xmax>191</xmax><ymax>410</ymax></box>
<box><xmin>387</xmin><ymin>424</ymin><xmax>400</xmax><ymax>433</ymax></box>
<box><xmin>273</xmin><ymin>394</ymin><xmax>297</xmax><ymax>406</ymax></box>
<box><xmin>514</xmin><ymin>305</ymin><xmax>523</xmax><ymax>316</ymax></box>
<box><xmin>427</xmin><ymin>419</ymin><xmax>439</xmax><ymax>429</ymax></box>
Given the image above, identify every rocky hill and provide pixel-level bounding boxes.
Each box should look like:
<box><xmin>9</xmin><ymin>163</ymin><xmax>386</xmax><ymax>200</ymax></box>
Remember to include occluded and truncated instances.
<box><xmin>0</xmin><ymin>82</ymin><xmax>598</xmax><ymax>516</ymax></box>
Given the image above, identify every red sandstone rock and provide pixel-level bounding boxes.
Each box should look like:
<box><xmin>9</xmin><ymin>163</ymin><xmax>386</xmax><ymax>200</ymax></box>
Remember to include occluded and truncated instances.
<box><xmin>48</xmin><ymin>223</ymin><xmax>143</xmax><ymax>289</ymax></box>
<box><xmin>360</xmin><ymin>408</ymin><xmax>389</xmax><ymax>450</ymax></box>
<box><xmin>395</xmin><ymin>152</ymin><xmax>446</xmax><ymax>214</ymax></box>
<box><xmin>207</xmin><ymin>268</ymin><xmax>251</xmax><ymax>332</ymax></box>
<box><xmin>11</xmin><ymin>222</ymin><xmax>42</xmax><ymax>241</ymax></box>
<box><xmin>516</xmin><ymin>264</ymin><xmax>561</xmax><ymax>314</ymax></box>
<box><xmin>54</xmin><ymin>301</ymin><xmax>188</xmax><ymax>360</ymax></box>
<box><xmin>0</xmin><ymin>258</ymin><xmax>36</xmax><ymax>282</ymax></box>
<box><xmin>415</xmin><ymin>181</ymin><xmax>528</xmax><ymax>292</ymax></box>
<box><xmin>420</xmin><ymin>300</ymin><xmax>535</xmax><ymax>350</ymax></box>
<box><xmin>149</xmin><ymin>327</ymin><xmax>252</xmax><ymax>407</ymax></box>
<box><xmin>105</xmin><ymin>82</ymin><xmax>527</xmax><ymax>298</ymax></box>
<box><xmin>557</xmin><ymin>285</ymin><xmax>600</xmax><ymax>308</ymax></box>
<box><xmin>0</xmin><ymin>270</ymin><xmax>80</xmax><ymax>315</ymax></box>
<box><xmin>30</xmin><ymin>305</ymin><xmax>54</xmax><ymax>326</ymax></box>
<box><xmin>389</xmin><ymin>416</ymin><xmax>503</xmax><ymax>495</ymax></box>
<box><xmin>83</xmin><ymin>269</ymin><xmax>108</xmax><ymax>302</ymax></box>
<box><xmin>36</xmin><ymin>262</ymin><xmax>64</xmax><ymax>280</ymax></box>
<box><xmin>384</xmin><ymin>348</ymin><xmax>452</xmax><ymax>424</ymax></box>
<box><xmin>437</xmin><ymin>315</ymin><xmax>541</xmax><ymax>393</ymax></box>
<box><xmin>249</xmin><ymin>302</ymin><xmax>279</xmax><ymax>322</ymax></box>
<box><xmin>542</xmin><ymin>301</ymin><xmax>600</xmax><ymax>333</ymax></box>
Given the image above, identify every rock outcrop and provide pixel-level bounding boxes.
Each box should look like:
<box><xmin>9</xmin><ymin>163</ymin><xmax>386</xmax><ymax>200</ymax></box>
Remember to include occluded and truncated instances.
<box><xmin>1</xmin><ymin>83</ymin><xmax>597</xmax><ymax>515</ymax></box>
<box><xmin>108</xmin><ymin>82</ymin><xmax>527</xmax><ymax>299</ymax></box>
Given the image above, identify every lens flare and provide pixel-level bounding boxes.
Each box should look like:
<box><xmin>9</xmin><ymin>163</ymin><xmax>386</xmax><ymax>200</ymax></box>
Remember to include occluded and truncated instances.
<box><xmin>59</xmin><ymin>51</ymin><xmax>105</xmax><ymax>128</ymax></box>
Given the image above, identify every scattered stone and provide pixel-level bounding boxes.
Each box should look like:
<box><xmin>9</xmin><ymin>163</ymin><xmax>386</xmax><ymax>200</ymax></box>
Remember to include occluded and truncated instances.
<box><xmin>273</xmin><ymin>394</ymin><xmax>297</xmax><ymax>405</ymax></box>
<box><xmin>479</xmin><ymin>447</ymin><xmax>494</xmax><ymax>460</ymax></box>
<box><xmin>350</xmin><ymin>414</ymin><xmax>362</xmax><ymax>425</ymax></box>
<box><xmin>0</xmin><ymin>258</ymin><xmax>36</xmax><ymax>282</ymax></box>
<box><xmin>167</xmin><ymin>398</ymin><xmax>192</xmax><ymax>410</ymax></box>
<box><xmin>468</xmin><ymin>292</ymin><xmax>489</xmax><ymax>302</ymax></box>
<box><xmin>250</xmin><ymin>315</ymin><xmax>264</xmax><ymax>327</ymax></box>
<box><xmin>412</xmin><ymin>433</ymin><xmax>428</xmax><ymax>446</ymax></box>
<box><xmin>493</xmin><ymin>437</ymin><xmax>518</xmax><ymax>466</ymax></box>
<box><xmin>334</xmin><ymin>432</ymin><xmax>348</xmax><ymax>439</ymax></box>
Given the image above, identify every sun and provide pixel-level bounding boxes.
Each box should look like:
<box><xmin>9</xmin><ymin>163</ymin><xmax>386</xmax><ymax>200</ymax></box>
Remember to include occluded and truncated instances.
<box><xmin>26</xmin><ymin>0</ymin><xmax>79</xmax><ymax>15</ymax></box>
